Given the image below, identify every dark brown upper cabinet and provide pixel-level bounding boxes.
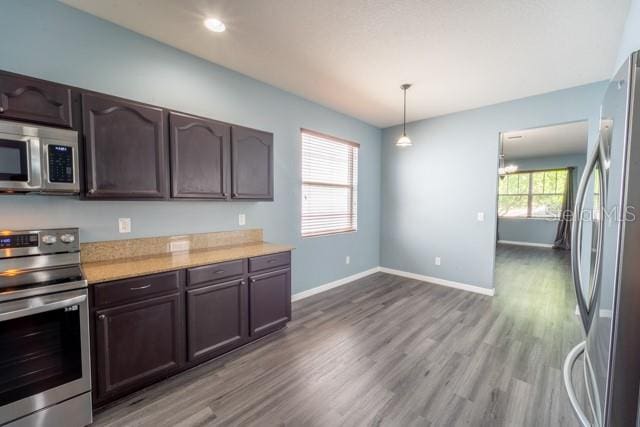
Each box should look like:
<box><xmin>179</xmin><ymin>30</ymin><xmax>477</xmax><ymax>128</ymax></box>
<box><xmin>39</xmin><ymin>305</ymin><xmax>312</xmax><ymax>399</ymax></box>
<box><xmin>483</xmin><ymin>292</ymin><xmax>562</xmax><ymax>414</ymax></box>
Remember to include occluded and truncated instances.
<box><xmin>0</xmin><ymin>72</ymin><xmax>72</xmax><ymax>128</ymax></box>
<box><xmin>231</xmin><ymin>126</ymin><xmax>274</xmax><ymax>200</ymax></box>
<box><xmin>82</xmin><ymin>93</ymin><xmax>168</xmax><ymax>199</ymax></box>
<box><xmin>169</xmin><ymin>112</ymin><xmax>230</xmax><ymax>199</ymax></box>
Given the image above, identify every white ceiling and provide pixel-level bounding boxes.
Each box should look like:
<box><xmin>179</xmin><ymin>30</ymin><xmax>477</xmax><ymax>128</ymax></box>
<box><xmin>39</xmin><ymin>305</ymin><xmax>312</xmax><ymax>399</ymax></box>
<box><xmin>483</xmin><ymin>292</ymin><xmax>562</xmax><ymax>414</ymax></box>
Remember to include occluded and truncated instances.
<box><xmin>60</xmin><ymin>0</ymin><xmax>630</xmax><ymax>128</ymax></box>
<box><xmin>502</xmin><ymin>121</ymin><xmax>588</xmax><ymax>160</ymax></box>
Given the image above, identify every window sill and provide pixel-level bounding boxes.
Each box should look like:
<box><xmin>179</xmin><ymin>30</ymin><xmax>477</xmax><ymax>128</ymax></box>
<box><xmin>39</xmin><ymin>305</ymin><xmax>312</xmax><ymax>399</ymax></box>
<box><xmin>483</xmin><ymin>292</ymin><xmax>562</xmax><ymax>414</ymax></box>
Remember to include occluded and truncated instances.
<box><xmin>301</xmin><ymin>229</ymin><xmax>357</xmax><ymax>239</ymax></box>
<box><xmin>498</xmin><ymin>216</ymin><xmax>561</xmax><ymax>220</ymax></box>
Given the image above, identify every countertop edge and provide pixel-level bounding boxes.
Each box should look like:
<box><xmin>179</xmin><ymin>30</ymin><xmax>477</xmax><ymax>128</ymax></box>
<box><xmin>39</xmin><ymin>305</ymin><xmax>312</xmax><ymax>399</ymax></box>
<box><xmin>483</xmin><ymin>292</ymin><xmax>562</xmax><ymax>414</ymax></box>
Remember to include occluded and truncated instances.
<box><xmin>82</xmin><ymin>244</ymin><xmax>294</xmax><ymax>285</ymax></box>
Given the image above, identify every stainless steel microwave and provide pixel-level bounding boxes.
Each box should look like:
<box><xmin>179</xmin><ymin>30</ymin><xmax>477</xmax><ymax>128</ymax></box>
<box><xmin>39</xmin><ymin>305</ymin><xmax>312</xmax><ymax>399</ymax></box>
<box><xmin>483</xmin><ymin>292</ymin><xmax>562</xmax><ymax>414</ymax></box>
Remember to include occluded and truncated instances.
<box><xmin>0</xmin><ymin>119</ymin><xmax>79</xmax><ymax>194</ymax></box>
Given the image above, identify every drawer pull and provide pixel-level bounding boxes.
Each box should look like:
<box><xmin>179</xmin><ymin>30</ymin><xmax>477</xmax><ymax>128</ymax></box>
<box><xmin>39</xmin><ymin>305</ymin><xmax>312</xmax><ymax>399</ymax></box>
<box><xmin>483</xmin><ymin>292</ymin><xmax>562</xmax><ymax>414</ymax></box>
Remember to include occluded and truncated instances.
<box><xmin>267</xmin><ymin>259</ymin><xmax>276</xmax><ymax>263</ymax></box>
<box><xmin>214</xmin><ymin>270</ymin><xmax>225</xmax><ymax>274</ymax></box>
<box><xmin>130</xmin><ymin>285</ymin><xmax>151</xmax><ymax>291</ymax></box>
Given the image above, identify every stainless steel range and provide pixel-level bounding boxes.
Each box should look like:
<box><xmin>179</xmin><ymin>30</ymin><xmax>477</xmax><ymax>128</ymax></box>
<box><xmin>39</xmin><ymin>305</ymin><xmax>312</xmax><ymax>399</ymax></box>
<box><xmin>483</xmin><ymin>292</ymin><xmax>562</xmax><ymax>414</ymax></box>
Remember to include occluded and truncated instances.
<box><xmin>0</xmin><ymin>228</ymin><xmax>91</xmax><ymax>427</ymax></box>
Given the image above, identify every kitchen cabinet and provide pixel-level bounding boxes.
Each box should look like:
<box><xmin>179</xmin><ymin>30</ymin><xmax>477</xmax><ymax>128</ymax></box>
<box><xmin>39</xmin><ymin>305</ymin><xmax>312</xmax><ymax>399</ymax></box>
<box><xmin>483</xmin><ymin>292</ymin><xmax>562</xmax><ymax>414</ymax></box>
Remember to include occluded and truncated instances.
<box><xmin>94</xmin><ymin>292</ymin><xmax>183</xmax><ymax>401</ymax></box>
<box><xmin>169</xmin><ymin>112</ymin><xmax>230</xmax><ymax>199</ymax></box>
<box><xmin>90</xmin><ymin>251</ymin><xmax>290</xmax><ymax>407</ymax></box>
<box><xmin>186</xmin><ymin>278</ymin><xmax>248</xmax><ymax>363</ymax></box>
<box><xmin>82</xmin><ymin>93</ymin><xmax>168</xmax><ymax>199</ymax></box>
<box><xmin>249</xmin><ymin>267</ymin><xmax>291</xmax><ymax>339</ymax></box>
<box><xmin>0</xmin><ymin>69</ymin><xmax>277</xmax><ymax>203</ymax></box>
<box><xmin>231</xmin><ymin>126</ymin><xmax>274</xmax><ymax>200</ymax></box>
<box><xmin>0</xmin><ymin>72</ymin><xmax>73</xmax><ymax>128</ymax></box>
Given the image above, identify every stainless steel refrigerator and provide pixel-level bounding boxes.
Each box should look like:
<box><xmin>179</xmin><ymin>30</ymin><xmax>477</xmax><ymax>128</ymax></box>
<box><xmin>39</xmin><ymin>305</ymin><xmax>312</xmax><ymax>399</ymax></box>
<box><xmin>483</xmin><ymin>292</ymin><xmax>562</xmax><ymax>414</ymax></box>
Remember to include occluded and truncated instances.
<box><xmin>564</xmin><ymin>50</ymin><xmax>640</xmax><ymax>426</ymax></box>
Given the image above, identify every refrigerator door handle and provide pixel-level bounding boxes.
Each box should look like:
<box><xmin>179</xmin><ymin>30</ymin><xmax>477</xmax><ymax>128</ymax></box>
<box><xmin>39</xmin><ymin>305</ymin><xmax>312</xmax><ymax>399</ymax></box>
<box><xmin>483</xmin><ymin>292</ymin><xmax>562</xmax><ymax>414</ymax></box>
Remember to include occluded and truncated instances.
<box><xmin>563</xmin><ymin>341</ymin><xmax>592</xmax><ymax>427</ymax></box>
<box><xmin>571</xmin><ymin>133</ymin><xmax>607</xmax><ymax>332</ymax></box>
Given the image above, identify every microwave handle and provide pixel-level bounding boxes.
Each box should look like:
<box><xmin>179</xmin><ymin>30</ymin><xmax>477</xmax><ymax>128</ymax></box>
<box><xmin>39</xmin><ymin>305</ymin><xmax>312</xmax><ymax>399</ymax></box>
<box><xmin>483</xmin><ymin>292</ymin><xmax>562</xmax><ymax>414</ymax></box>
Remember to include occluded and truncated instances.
<box><xmin>0</xmin><ymin>293</ymin><xmax>86</xmax><ymax>322</ymax></box>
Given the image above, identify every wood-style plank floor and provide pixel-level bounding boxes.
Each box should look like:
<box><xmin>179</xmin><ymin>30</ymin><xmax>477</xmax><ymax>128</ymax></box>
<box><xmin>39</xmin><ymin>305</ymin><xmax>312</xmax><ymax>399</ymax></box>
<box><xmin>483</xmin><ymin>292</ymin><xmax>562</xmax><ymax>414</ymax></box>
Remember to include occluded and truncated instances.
<box><xmin>92</xmin><ymin>244</ymin><xmax>583</xmax><ymax>426</ymax></box>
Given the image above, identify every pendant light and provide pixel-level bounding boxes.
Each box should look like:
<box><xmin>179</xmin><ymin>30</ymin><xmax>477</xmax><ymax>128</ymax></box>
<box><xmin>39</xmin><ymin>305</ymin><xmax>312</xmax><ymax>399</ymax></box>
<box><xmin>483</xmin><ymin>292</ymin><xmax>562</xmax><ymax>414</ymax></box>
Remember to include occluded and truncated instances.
<box><xmin>396</xmin><ymin>84</ymin><xmax>412</xmax><ymax>147</ymax></box>
<box><xmin>498</xmin><ymin>135</ymin><xmax>518</xmax><ymax>178</ymax></box>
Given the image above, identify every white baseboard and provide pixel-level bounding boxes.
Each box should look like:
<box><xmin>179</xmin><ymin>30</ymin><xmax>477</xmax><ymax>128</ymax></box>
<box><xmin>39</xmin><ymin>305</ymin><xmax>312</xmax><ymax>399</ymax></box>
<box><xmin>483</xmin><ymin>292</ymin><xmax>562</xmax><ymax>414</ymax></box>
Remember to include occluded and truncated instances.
<box><xmin>291</xmin><ymin>267</ymin><xmax>381</xmax><ymax>302</ymax></box>
<box><xmin>498</xmin><ymin>240</ymin><xmax>554</xmax><ymax>248</ymax></box>
<box><xmin>379</xmin><ymin>267</ymin><xmax>495</xmax><ymax>296</ymax></box>
<box><xmin>291</xmin><ymin>265</ymin><xmax>495</xmax><ymax>303</ymax></box>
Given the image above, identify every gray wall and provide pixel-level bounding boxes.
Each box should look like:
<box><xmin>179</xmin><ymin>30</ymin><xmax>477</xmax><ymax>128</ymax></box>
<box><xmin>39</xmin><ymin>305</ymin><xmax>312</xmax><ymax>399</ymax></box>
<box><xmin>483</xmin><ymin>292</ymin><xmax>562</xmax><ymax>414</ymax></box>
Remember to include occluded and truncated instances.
<box><xmin>497</xmin><ymin>153</ymin><xmax>586</xmax><ymax>245</ymax></box>
<box><xmin>380</xmin><ymin>83</ymin><xmax>606</xmax><ymax>290</ymax></box>
<box><xmin>0</xmin><ymin>0</ymin><xmax>382</xmax><ymax>295</ymax></box>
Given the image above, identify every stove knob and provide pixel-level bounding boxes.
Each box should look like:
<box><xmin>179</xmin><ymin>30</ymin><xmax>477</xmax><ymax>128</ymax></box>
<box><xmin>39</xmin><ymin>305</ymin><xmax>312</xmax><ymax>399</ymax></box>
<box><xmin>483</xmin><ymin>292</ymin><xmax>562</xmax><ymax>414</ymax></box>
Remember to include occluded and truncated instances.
<box><xmin>42</xmin><ymin>235</ymin><xmax>57</xmax><ymax>245</ymax></box>
<box><xmin>60</xmin><ymin>234</ymin><xmax>75</xmax><ymax>244</ymax></box>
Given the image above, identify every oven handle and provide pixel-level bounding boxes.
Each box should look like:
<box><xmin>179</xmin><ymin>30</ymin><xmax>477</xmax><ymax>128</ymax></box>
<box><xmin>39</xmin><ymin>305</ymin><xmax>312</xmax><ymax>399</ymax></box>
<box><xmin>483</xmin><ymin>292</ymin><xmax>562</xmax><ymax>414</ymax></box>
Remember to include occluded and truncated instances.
<box><xmin>0</xmin><ymin>292</ymin><xmax>87</xmax><ymax>322</ymax></box>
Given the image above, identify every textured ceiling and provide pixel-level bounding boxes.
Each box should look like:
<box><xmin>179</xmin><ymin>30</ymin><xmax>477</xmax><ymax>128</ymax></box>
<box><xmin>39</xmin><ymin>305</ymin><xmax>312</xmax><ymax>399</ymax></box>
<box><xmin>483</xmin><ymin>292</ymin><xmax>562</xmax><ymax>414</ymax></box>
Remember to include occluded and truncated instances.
<box><xmin>503</xmin><ymin>121</ymin><xmax>588</xmax><ymax>160</ymax></box>
<box><xmin>60</xmin><ymin>0</ymin><xmax>630</xmax><ymax>127</ymax></box>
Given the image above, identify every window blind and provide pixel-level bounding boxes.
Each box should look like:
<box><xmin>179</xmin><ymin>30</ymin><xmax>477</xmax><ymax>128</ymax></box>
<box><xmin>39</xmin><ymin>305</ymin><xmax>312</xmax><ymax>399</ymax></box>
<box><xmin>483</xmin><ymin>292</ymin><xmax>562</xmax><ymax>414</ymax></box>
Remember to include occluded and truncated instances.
<box><xmin>301</xmin><ymin>129</ymin><xmax>359</xmax><ymax>237</ymax></box>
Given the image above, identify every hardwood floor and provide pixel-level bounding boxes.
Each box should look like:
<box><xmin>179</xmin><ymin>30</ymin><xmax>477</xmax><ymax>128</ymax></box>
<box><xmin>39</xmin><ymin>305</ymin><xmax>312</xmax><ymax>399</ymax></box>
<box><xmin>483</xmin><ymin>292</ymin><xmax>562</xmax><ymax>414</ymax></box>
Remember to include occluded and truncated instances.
<box><xmin>92</xmin><ymin>244</ymin><xmax>583</xmax><ymax>426</ymax></box>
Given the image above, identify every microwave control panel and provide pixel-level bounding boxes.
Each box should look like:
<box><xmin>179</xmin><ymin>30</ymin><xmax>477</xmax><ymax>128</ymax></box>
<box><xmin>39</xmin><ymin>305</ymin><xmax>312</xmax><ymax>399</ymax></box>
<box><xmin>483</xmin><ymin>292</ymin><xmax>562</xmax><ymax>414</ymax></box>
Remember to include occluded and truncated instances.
<box><xmin>47</xmin><ymin>145</ymin><xmax>74</xmax><ymax>183</ymax></box>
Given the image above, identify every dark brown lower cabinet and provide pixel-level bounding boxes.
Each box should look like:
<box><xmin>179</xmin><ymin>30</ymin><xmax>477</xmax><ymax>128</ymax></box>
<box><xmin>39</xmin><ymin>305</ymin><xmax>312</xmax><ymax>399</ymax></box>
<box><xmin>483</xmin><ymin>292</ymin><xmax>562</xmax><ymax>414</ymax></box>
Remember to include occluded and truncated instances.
<box><xmin>91</xmin><ymin>251</ymin><xmax>291</xmax><ymax>408</ymax></box>
<box><xmin>186</xmin><ymin>279</ymin><xmax>248</xmax><ymax>363</ymax></box>
<box><xmin>94</xmin><ymin>292</ymin><xmax>183</xmax><ymax>401</ymax></box>
<box><xmin>249</xmin><ymin>268</ymin><xmax>292</xmax><ymax>339</ymax></box>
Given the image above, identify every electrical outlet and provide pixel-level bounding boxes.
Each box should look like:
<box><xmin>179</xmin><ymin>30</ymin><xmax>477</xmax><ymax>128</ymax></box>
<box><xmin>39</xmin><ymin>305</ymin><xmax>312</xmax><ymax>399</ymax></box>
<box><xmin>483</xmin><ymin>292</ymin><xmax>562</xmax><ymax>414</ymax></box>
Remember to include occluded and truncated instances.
<box><xmin>118</xmin><ymin>218</ymin><xmax>131</xmax><ymax>233</ymax></box>
<box><xmin>169</xmin><ymin>241</ymin><xmax>190</xmax><ymax>252</ymax></box>
<box><xmin>477</xmin><ymin>212</ymin><xmax>485</xmax><ymax>222</ymax></box>
<box><xmin>238</xmin><ymin>213</ymin><xmax>246</xmax><ymax>226</ymax></box>
<box><xmin>435</xmin><ymin>256</ymin><xmax>441</xmax><ymax>266</ymax></box>
<box><xmin>345</xmin><ymin>255</ymin><xmax>350</xmax><ymax>265</ymax></box>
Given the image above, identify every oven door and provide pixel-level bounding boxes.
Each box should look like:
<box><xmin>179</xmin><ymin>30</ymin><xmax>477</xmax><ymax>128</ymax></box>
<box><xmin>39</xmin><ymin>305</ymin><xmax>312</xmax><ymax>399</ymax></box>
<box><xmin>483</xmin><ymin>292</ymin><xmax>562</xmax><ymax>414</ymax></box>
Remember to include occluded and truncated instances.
<box><xmin>0</xmin><ymin>287</ymin><xmax>91</xmax><ymax>425</ymax></box>
<box><xmin>0</xmin><ymin>132</ymin><xmax>41</xmax><ymax>192</ymax></box>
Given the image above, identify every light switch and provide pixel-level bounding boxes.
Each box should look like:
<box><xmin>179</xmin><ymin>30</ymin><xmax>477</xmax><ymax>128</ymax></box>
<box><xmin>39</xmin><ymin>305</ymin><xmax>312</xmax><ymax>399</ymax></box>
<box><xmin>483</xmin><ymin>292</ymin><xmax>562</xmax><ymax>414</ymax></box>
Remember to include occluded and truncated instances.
<box><xmin>435</xmin><ymin>257</ymin><xmax>441</xmax><ymax>266</ymax></box>
<box><xmin>477</xmin><ymin>212</ymin><xmax>485</xmax><ymax>222</ymax></box>
<box><xmin>118</xmin><ymin>218</ymin><xmax>131</xmax><ymax>233</ymax></box>
<box><xmin>238</xmin><ymin>214</ymin><xmax>246</xmax><ymax>226</ymax></box>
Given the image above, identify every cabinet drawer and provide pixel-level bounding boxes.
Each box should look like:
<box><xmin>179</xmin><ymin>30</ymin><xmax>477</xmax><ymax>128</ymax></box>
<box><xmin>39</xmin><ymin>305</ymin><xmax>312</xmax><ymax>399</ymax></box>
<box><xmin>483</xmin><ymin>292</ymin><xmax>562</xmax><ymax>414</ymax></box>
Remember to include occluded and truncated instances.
<box><xmin>249</xmin><ymin>252</ymin><xmax>290</xmax><ymax>273</ymax></box>
<box><xmin>187</xmin><ymin>260</ymin><xmax>244</xmax><ymax>287</ymax></box>
<box><xmin>93</xmin><ymin>271</ymin><xmax>181</xmax><ymax>308</ymax></box>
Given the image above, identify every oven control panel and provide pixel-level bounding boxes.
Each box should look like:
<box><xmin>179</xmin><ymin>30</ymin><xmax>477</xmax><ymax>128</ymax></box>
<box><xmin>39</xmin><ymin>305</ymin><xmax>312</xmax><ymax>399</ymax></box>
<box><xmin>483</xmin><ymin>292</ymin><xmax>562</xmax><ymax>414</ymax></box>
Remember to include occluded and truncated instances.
<box><xmin>0</xmin><ymin>233</ymin><xmax>39</xmax><ymax>249</ymax></box>
<box><xmin>0</xmin><ymin>228</ymin><xmax>80</xmax><ymax>258</ymax></box>
<box><xmin>47</xmin><ymin>145</ymin><xmax>75</xmax><ymax>183</ymax></box>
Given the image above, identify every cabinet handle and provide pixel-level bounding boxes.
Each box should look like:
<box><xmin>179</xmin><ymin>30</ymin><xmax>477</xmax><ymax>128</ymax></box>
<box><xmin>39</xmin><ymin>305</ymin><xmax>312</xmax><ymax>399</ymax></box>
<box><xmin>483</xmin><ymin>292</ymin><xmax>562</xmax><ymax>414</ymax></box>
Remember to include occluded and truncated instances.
<box><xmin>88</xmin><ymin>189</ymin><xmax>96</xmax><ymax>194</ymax></box>
<box><xmin>130</xmin><ymin>284</ymin><xmax>151</xmax><ymax>290</ymax></box>
<box><xmin>214</xmin><ymin>270</ymin><xmax>225</xmax><ymax>274</ymax></box>
<box><xmin>0</xmin><ymin>107</ymin><xmax>4</xmax><ymax>113</ymax></box>
<box><xmin>241</xmin><ymin>281</ymin><xmax>246</xmax><ymax>285</ymax></box>
<box><xmin>267</xmin><ymin>259</ymin><xmax>276</xmax><ymax>263</ymax></box>
<box><xmin>98</xmin><ymin>314</ymin><xmax>106</xmax><ymax>320</ymax></box>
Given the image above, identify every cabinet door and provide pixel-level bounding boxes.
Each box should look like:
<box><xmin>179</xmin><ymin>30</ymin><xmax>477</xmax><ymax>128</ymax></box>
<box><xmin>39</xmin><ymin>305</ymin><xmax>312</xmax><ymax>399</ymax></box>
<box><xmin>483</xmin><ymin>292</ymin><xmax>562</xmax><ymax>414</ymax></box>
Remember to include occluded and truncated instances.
<box><xmin>94</xmin><ymin>293</ymin><xmax>182</xmax><ymax>400</ymax></box>
<box><xmin>82</xmin><ymin>93</ymin><xmax>168</xmax><ymax>198</ymax></box>
<box><xmin>0</xmin><ymin>73</ymin><xmax>72</xmax><ymax>128</ymax></box>
<box><xmin>249</xmin><ymin>268</ymin><xmax>291</xmax><ymax>339</ymax></box>
<box><xmin>186</xmin><ymin>279</ymin><xmax>247</xmax><ymax>363</ymax></box>
<box><xmin>230</xmin><ymin>126</ymin><xmax>273</xmax><ymax>200</ymax></box>
<box><xmin>169</xmin><ymin>112</ymin><xmax>229</xmax><ymax>199</ymax></box>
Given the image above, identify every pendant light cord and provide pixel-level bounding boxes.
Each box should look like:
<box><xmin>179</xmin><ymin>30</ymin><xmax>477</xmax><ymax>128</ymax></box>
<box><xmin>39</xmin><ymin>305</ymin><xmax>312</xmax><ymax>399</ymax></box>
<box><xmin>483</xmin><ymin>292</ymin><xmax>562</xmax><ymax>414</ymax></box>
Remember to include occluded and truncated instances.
<box><xmin>403</xmin><ymin>87</ymin><xmax>407</xmax><ymax>136</ymax></box>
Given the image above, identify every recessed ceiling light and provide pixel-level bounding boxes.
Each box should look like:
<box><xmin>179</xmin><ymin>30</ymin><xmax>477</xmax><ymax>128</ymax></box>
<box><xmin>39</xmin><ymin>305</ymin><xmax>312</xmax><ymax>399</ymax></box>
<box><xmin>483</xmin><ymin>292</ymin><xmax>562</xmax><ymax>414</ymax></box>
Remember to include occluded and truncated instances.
<box><xmin>204</xmin><ymin>18</ymin><xmax>226</xmax><ymax>33</ymax></box>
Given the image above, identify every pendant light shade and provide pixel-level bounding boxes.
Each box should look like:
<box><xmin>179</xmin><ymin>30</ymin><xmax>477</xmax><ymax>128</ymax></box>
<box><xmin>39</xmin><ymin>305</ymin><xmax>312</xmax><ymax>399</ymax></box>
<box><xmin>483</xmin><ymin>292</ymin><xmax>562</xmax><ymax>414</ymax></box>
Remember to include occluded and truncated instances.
<box><xmin>396</xmin><ymin>83</ymin><xmax>412</xmax><ymax>147</ymax></box>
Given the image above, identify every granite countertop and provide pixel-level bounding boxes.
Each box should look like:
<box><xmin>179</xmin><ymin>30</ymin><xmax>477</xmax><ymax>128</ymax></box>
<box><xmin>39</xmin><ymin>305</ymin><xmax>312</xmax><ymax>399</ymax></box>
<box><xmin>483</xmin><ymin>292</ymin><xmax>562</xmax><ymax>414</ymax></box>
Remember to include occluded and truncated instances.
<box><xmin>82</xmin><ymin>241</ymin><xmax>294</xmax><ymax>284</ymax></box>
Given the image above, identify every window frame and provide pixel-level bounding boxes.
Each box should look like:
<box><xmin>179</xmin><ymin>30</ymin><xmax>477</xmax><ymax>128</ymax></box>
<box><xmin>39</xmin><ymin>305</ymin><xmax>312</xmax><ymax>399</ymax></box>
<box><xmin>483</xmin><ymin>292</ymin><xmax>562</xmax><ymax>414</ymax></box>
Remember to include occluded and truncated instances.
<box><xmin>498</xmin><ymin>168</ymin><xmax>569</xmax><ymax>219</ymax></box>
<box><xmin>300</xmin><ymin>128</ymin><xmax>359</xmax><ymax>238</ymax></box>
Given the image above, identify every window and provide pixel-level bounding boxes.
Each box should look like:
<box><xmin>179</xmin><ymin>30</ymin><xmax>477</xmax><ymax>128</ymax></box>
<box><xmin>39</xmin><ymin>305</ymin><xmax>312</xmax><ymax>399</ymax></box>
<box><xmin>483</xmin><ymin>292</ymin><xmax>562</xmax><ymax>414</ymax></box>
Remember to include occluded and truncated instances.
<box><xmin>301</xmin><ymin>129</ymin><xmax>359</xmax><ymax>237</ymax></box>
<box><xmin>498</xmin><ymin>169</ymin><xmax>568</xmax><ymax>218</ymax></box>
